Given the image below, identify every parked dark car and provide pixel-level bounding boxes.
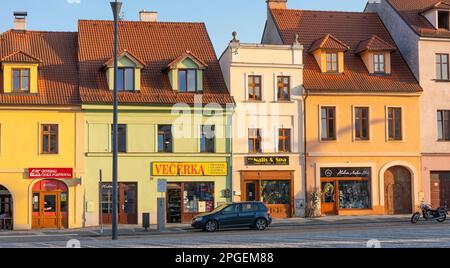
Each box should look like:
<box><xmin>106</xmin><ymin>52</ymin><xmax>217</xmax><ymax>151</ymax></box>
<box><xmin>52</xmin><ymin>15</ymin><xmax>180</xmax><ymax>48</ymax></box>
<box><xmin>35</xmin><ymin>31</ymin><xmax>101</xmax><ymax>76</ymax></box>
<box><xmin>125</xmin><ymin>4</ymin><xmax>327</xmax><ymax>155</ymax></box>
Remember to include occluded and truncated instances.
<box><xmin>191</xmin><ymin>202</ymin><xmax>272</xmax><ymax>232</ymax></box>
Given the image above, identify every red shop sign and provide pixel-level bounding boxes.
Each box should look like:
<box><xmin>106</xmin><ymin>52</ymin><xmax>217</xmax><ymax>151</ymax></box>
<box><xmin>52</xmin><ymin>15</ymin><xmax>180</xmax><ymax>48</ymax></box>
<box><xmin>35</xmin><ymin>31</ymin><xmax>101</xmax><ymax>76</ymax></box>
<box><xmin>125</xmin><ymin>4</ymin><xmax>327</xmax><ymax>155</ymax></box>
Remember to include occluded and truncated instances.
<box><xmin>28</xmin><ymin>168</ymin><xmax>73</xmax><ymax>179</ymax></box>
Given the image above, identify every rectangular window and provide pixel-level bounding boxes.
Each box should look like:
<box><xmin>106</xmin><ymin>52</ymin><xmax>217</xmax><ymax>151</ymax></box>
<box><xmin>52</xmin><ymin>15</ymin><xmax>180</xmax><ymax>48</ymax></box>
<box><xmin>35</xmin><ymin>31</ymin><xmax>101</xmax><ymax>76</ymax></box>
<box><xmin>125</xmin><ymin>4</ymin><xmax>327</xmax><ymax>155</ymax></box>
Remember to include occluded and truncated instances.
<box><xmin>438</xmin><ymin>11</ymin><xmax>449</xmax><ymax>29</ymax></box>
<box><xmin>200</xmin><ymin>125</ymin><xmax>215</xmax><ymax>153</ymax></box>
<box><xmin>373</xmin><ymin>53</ymin><xmax>385</xmax><ymax>73</ymax></box>
<box><xmin>278</xmin><ymin>128</ymin><xmax>291</xmax><ymax>153</ymax></box>
<box><xmin>321</xmin><ymin>107</ymin><xmax>336</xmax><ymax>140</ymax></box>
<box><xmin>179</xmin><ymin>69</ymin><xmax>197</xmax><ymax>92</ymax></box>
<box><xmin>111</xmin><ymin>124</ymin><xmax>127</xmax><ymax>153</ymax></box>
<box><xmin>436</xmin><ymin>54</ymin><xmax>449</xmax><ymax>81</ymax></box>
<box><xmin>248</xmin><ymin>128</ymin><xmax>262</xmax><ymax>153</ymax></box>
<box><xmin>158</xmin><ymin>125</ymin><xmax>173</xmax><ymax>152</ymax></box>
<box><xmin>326</xmin><ymin>52</ymin><xmax>338</xmax><ymax>72</ymax></box>
<box><xmin>438</xmin><ymin>110</ymin><xmax>450</xmax><ymax>141</ymax></box>
<box><xmin>355</xmin><ymin>107</ymin><xmax>370</xmax><ymax>140</ymax></box>
<box><xmin>388</xmin><ymin>107</ymin><xmax>402</xmax><ymax>141</ymax></box>
<box><xmin>248</xmin><ymin>75</ymin><xmax>262</xmax><ymax>100</ymax></box>
<box><xmin>12</xmin><ymin>68</ymin><xmax>30</xmax><ymax>92</ymax></box>
<box><xmin>277</xmin><ymin>76</ymin><xmax>290</xmax><ymax>101</ymax></box>
<box><xmin>117</xmin><ymin>68</ymin><xmax>134</xmax><ymax>91</ymax></box>
<box><xmin>41</xmin><ymin>124</ymin><xmax>58</xmax><ymax>154</ymax></box>
<box><xmin>183</xmin><ymin>183</ymin><xmax>215</xmax><ymax>213</ymax></box>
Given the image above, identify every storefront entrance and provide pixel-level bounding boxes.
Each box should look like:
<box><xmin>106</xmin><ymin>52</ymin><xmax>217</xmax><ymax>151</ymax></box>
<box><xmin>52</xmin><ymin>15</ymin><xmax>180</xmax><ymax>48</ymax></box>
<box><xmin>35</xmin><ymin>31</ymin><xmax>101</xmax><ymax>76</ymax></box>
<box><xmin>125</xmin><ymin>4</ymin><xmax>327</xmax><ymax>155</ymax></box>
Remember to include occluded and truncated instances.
<box><xmin>101</xmin><ymin>182</ymin><xmax>138</xmax><ymax>225</ymax></box>
<box><xmin>241</xmin><ymin>171</ymin><xmax>293</xmax><ymax>218</ymax></box>
<box><xmin>0</xmin><ymin>185</ymin><xmax>13</xmax><ymax>230</ymax></box>
<box><xmin>320</xmin><ymin>167</ymin><xmax>372</xmax><ymax>215</ymax></box>
<box><xmin>384</xmin><ymin>166</ymin><xmax>412</xmax><ymax>215</ymax></box>
<box><xmin>430</xmin><ymin>172</ymin><xmax>450</xmax><ymax>208</ymax></box>
<box><xmin>166</xmin><ymin>182</ymin><xmax>215</xmax><ymax>224</ymax></box>
<box><xmin>32</xmin><ymin>180</ymin><xmax>68</xmax><ymax>229</ymax></box>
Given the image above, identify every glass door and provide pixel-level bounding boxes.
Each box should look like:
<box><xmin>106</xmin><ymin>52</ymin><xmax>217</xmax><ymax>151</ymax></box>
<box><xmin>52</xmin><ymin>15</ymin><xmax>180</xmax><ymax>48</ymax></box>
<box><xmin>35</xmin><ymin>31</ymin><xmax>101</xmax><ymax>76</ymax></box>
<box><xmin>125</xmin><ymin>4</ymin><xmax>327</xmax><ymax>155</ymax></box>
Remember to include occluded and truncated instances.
<box><xmin>321</xmin><ymin>180</ymin><xmax>337</xmax><ymax>215</ymax></box>
<box><xmin>41</xmin><ymin>193</ymin><xmax>60</xmax><ymax>228</ymax></box>
<box><xmin>245</xmin><ymin>182</ymin><xmax>259</xmax><ymax>201</ymax></box>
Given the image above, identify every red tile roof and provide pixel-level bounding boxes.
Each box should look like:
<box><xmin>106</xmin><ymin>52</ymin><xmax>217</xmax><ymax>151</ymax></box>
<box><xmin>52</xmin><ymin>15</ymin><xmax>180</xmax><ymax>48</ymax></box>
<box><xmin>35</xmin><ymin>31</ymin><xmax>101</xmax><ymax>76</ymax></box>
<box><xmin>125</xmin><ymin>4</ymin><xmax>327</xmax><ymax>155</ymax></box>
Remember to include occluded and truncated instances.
<box><xmin>388</xmin><ymin>0</ymin><xmax>450</xmax><ymax>38</ymax></box>
<box><xmin>1</xmin><ymin>50</ymin><xmax>41</xmax><ymax>63</ymax></box>
<box><xmin>355</xmin><ymin>35</ymin><xmax>396</xmax><ymax>54</ymax></box>
<box><xmin>0</xmin><ymin>30</ymin><xmax>80</xmax><ymax>105</ymax></box>
<box><xmin>309</xmin><ymin>34</ymin><xmax>350</xmax><ymax>53</ymax></box>
<box><xmin>78</xmin><ymin>20</ymin><xmax>233</xmax><ymax>106</ymax></box>
<box><xmin>268</xmin><ymin>9</ymin><xmax>422</xmax><ymax>93</ymax></box>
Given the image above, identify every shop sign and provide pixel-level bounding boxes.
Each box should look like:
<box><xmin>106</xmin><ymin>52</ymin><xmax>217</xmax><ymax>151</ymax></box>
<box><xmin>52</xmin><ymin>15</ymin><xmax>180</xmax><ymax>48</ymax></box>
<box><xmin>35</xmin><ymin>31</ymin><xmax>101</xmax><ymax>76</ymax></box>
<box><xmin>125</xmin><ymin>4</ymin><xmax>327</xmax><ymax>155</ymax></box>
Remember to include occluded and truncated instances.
<box><xmin>157</xmin><ymin>179</ymin><xmax>167</xmax><ymax>192</ymax></box>
<box><xmin>320</xmin><ymin>167</ymin><xmax>371</xmax><ymax>178</ymax></box>
<box><xmin>28</xmin><ymin>168</ymin><xmax>73</xmax><ymax>179</ymax></box>
<box><xmin>245</xmin><ymin>156</ymin><xmax>289</xmax><ymax>166</ymax></box>
<box><xmin>152</xmin><ymin>162</ymin><xmax>228</xmax><ymax>176</ymax></box>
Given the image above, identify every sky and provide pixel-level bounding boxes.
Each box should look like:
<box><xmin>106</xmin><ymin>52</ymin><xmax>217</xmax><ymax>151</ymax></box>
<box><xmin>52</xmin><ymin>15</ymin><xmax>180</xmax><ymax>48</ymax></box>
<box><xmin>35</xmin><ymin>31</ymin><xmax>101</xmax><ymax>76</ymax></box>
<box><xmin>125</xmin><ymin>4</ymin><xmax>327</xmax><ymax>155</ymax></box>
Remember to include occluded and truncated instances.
<box><xmin>0</xmin><ymin>0</ymin><xmax>367</xmax><ymax>54</ymax></box>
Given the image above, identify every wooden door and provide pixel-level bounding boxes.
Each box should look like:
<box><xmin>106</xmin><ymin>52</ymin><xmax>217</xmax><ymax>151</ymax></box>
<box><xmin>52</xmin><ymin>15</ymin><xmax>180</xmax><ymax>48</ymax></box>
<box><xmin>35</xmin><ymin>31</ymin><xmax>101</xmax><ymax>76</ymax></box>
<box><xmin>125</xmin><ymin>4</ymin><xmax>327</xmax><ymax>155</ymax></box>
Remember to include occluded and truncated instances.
<box><xmin>384</xmin><ymin>166</ymin><xmax>412</xmax><ymax>215</ymax></box>
<box><xmin>431</xmin><ymin>173</ymin><xmax>441</xmax><ymax>208</ymax></box>
<box><xmin>431</xmin><ymin>172</ymin><xmax>450</xmax><ymax>208</ymax></box>
<box><xmin>40</xmin><ymin>192</ymin><xmax>61</xmax><ymax>228</ymax></box>
<box><xmin>119</xmin><ymin>183</ymin><xmax>137</xmax><ymax>224</ymax></box>
<box><xmin>321</xmin><ymin>180</ymin><xmax>337</xmax><ymax>215</ymax></box>
<box><xmin>245</xmin><ymin>182</ymin><xmax>259</xmax><ymax>202</ymax></box>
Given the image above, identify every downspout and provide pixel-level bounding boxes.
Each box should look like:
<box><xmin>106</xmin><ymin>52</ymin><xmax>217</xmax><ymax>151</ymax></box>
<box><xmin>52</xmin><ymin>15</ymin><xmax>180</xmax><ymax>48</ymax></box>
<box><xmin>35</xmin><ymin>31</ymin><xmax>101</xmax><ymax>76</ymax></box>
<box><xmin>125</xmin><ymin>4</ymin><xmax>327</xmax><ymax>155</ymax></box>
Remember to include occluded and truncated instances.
<box><xmin>302</xmin><ymin>88</ymin><xmax>309</xmax><ymax>217</ymax></box>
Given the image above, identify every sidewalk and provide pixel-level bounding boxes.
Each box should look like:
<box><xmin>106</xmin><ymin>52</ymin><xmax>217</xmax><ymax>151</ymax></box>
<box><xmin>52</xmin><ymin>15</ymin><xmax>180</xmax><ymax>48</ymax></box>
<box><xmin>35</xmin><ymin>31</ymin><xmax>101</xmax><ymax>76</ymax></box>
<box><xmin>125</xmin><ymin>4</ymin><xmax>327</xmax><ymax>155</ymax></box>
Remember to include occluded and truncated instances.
<box><xmin>0</xmin><ymin>215</ymin><xmax>412</xmax><ymax>237</ymax></box>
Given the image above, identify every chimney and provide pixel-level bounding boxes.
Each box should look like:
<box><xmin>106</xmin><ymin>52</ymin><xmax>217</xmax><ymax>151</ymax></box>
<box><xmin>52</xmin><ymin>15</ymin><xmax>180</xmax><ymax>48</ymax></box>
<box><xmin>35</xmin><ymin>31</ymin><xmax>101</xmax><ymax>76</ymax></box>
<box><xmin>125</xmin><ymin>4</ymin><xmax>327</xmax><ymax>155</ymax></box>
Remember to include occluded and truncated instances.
<box><xmin>13</xmin><ymin>11</ymin><xmax>27</xmax><ymax>30</ymax></box>
<box><xmin>267</xmin><ymin>0</ymin><xmax>287</xmax><ymax>9</ymax></box>
<box><xmin>139</xmin><ymin>10</ymin><xmax>158</xmax><ymax>22</ymax></box>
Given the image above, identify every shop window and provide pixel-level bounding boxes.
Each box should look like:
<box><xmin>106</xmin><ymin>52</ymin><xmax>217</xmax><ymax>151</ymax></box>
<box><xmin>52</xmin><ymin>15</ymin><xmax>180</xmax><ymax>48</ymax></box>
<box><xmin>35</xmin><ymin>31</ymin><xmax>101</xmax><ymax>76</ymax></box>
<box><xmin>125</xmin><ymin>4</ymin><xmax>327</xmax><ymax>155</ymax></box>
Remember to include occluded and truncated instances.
<box><xmin>277</xmin><ymin>76</ymin><xmax>290</xmax><ymax>101</ymax></box>
<box><xmin>321</xmin><ymin>107</ymin><xmax>336</xmax><ymax>141</ymax></box>
<box><xmin>183</xmin><ymin>183</ymin><xmax>214</xmax><ymax>214</ymax></box>
<box><xmin>158</xmin><ymin>125</ymin><xmax>173</xmax><ymax>152</ymax></box>
<box><xmin>388</xmin><ymin>107</ymin><xmax>402</xmax><ymax>141</ymax></box>
<box><xmin>248</xmin><ymin>75</ymin><xmax>262</xmax><ymax>101</ymax></box>
<box><xmin>355</xmin><ymin>107</ymin><xmax>370</xmax><ymax>140</ymax></box>
<box><xmin>41</xmin><ymin>124</ymin><xmax>58</xmax><ymax>154</ymax></box>
<box><xmin>438</xmin><ymin>110</ymin><xmax>450</xmax><ymax>141</ymax></box>
<box><xmin>261</xmin><ymin>180</ymin><xmax>290</xmax><ymax>205</ymax></box>
<box><xmin>436</xmin><ymin>54</ymin><xmax>449</xmax><ymax>81</ymax></box>
<box><xmin>117</xmin><ymin>67</ymin><xmax>135</xmax><ymax>91</ymax></box>
<box><xmin>179</xmin><ymin>69</ymin><xmax>197</xmax><ymax>92</ymax></box>
<box><xmin>12</xmin><ymin>68</ymin><xmax>30</xmax><ymax>92</ymax></box>
<box><xmin>248</xmin><ymin>128</ymin><xmax>262</xmax><ymax>153</ymax></box>
<box><xmin>200</xmin><ymin>125</ymin><xmax>215</xmax><ymax>153</ymax></box>
<box><xmin>326</xmin><ymin>52</ymin><xmax>338</xmax><ymax>72</ymax></box>
<box><xmin>101</xmin><ymin>184</ymin><xmax>113</xmax><ymax>214</ymax></box>
<box><xmin>60</xmin><ymin>192</ymin><xmax>68</xmax><ymax>213</ymax></box>
<box><xmin>32</xmin><ymin>193</ymin><xmax>40</xmax><ymax>213</ymax></box>
<box><xmin>111</xmin><ymin>124</ymin><xmax>127</xmax><ymax>153</ymax></box>
<box><xmin>338</xmin><ymin>180</ymin><xmax>371</xmax><ymax>209</ymax></box>
<box><xmin>278</xmin><ymin>128</ymin><xmax>291</xmax><ymax>153</ymax></box>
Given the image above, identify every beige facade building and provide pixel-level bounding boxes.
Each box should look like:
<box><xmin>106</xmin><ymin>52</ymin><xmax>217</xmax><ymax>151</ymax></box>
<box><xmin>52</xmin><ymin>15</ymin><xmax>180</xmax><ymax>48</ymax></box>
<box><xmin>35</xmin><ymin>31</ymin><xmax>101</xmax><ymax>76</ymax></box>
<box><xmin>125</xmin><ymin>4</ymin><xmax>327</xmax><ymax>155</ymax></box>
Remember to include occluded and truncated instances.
<box><xmin>220</xmin><ymin>34</ymin><xmax>305</xmax><ymax>218</ymax></box>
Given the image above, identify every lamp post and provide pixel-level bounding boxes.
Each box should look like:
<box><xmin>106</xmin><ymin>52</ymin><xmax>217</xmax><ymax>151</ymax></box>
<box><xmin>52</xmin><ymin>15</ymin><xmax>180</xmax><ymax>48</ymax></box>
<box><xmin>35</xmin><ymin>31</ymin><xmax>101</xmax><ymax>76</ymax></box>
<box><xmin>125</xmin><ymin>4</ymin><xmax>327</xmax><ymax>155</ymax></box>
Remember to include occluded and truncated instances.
<box><xmin>110</xmin><ymin>0</ymin><xmax>122</xmax><ymax>241</ymax></box>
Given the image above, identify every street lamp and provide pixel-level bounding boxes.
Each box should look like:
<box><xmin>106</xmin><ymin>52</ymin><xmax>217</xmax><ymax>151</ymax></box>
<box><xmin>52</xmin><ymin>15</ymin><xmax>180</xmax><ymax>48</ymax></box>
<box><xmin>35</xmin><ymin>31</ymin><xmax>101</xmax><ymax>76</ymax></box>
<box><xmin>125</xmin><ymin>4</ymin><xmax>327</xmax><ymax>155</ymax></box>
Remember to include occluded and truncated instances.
<box><xmin>110</xmin><ymin>0</ymin><xmax>122</xmax><ymax>241</ymax></box>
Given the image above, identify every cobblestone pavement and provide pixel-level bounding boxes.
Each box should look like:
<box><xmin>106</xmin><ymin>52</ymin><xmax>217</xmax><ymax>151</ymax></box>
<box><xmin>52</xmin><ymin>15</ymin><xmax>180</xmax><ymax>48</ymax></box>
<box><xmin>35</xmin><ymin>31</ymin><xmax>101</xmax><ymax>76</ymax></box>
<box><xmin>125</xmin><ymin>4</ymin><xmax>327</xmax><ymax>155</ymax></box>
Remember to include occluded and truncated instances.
<box><xmin>1</xmin><ymin>217</ymin><xmax>450</xmax><ymax>248</ymax></box>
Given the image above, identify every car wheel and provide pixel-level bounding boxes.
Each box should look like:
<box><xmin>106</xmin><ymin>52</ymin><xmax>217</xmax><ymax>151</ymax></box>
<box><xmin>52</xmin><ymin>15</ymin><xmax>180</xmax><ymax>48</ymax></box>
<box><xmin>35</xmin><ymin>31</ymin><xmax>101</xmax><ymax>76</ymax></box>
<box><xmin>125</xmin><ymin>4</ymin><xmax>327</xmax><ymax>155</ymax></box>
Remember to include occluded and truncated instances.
<box><xmin>255</xmin><ymin>218</ymin><xmax>268</xmax><ymax>231</ymax></box>
<box><xmin>204</xmin><ymin>220</ymin><xmax>218</xmax><ymax>232</ymax></box>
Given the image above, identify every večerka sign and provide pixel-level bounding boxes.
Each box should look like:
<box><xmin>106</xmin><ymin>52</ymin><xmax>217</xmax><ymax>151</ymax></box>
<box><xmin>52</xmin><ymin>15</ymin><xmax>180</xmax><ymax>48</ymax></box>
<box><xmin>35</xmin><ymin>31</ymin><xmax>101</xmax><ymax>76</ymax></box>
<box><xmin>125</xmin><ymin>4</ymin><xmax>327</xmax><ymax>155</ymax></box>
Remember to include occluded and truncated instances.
<box><xmin>28</xmin><ymin>168</ymin><xmax>73</xmax><ymax>179</ymax></box>
<box><xmin>245</xmin><ymin>156</ymin><xmax>289</xmax><ymax>166</ymax></box>
<box><xmin>320</xmin><ymin>167</ymin><xmax>371</xmax><ymax>178</ymax></box>
<box><xmin>152</xmin><ymin>162</ymin><xmax>227</xmax><ymax>176</ymax></box>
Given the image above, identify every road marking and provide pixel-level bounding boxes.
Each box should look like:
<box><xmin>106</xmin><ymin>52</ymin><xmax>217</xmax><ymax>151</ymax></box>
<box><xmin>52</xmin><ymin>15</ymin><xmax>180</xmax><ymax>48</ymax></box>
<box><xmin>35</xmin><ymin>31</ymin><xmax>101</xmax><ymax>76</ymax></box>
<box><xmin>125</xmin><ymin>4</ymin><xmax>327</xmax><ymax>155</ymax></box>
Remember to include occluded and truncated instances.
<box><xmin>0</xmin><ymin>234</ymin><xmax>79</xmax><ymax>239</ymax></box>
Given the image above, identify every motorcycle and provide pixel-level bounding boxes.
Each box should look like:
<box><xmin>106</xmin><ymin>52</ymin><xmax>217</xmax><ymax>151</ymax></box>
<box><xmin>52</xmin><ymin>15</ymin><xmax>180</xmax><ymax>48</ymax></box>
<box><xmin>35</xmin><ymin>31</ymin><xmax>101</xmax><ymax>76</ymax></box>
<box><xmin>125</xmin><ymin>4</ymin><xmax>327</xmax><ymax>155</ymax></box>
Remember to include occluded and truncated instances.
<box><xmin>411</xmin><ymin>203</ymin><xmax>448</xmax><ymax>224</ymax></box>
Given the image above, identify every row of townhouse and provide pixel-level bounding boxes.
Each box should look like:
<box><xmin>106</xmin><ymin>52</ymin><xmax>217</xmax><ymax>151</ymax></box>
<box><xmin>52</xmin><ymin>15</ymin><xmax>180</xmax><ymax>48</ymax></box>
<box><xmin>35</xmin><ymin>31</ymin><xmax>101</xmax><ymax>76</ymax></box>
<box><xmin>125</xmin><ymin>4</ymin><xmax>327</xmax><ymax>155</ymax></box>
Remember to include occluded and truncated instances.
<box><xmin>0</xmin><ymin>0</ymin><xmax>448</xmax><ymax>230</ymax></box>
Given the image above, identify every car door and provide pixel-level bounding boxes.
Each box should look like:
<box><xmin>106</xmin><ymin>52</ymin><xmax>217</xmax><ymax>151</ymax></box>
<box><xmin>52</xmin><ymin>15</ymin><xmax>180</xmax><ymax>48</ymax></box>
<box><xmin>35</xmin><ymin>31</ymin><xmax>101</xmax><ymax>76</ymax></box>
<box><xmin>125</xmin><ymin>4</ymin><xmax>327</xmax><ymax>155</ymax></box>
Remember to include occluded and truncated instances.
<box><xmin>238</xmin><ymin>203</ymin><xmax>259</xmax><ymax>226</ymax></box>
<box><xmin>217</xmin><ymin>204</ymin><xmax>239</xmax><ymax>228</ymax></box>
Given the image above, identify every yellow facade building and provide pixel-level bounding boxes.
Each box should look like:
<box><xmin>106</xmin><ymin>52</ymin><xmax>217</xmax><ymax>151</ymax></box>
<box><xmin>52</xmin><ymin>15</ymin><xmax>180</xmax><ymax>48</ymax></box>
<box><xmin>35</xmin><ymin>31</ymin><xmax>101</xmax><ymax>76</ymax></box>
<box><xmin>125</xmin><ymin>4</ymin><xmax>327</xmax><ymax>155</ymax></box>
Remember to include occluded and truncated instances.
<box><xmin>0</xmin><ymin>24</ymin><xmax>84</xmax><ymax>230</ymax></box>
<box><xmin>263</xmin><ymin>2</ymin><xmax>423</xmax><ymax>215</ymax></box>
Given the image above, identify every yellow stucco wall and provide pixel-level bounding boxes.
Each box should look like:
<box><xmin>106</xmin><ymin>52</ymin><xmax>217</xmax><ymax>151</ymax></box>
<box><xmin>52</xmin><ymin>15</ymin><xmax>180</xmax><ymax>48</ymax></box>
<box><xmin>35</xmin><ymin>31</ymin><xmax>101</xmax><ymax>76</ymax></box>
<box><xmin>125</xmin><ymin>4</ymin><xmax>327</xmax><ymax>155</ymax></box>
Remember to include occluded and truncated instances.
<box><xmin>0</xmin><ymin>107</ymin><xmax>84</xmax><ymax>230</ymax></box>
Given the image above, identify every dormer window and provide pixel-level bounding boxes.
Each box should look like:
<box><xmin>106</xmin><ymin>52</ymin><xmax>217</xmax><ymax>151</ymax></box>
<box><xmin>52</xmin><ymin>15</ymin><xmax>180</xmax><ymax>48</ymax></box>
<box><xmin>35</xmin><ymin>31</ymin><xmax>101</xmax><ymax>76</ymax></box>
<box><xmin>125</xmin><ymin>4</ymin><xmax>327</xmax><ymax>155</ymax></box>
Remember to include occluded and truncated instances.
<box><xmin>438</xmin><ymin>11</ymin><xmax>449</xmax><ymax>29</ymax></box>
<box><xmin>326</xmin><ymin>52</ymin><xmax>338</xmax><ymax>73</ymax></box>
<box><xmin>309</xmin><ymin>34</ymin><xmax>349</xmax><ymax>74</ymax></box>
<box><xmin>356</xmin><ymin>35</ymin><xmax>396</xmax><ymax>75</ymax></box>
<box><xmin>373</xmin><ymin>53</ymin><xmax>385</xmax><ymax>74</ymax></box>
<box><xmin>178</xmin><ymin>69</ymin><xmax>197</xmax><ymax>92</ymax></box>
<box><xmin>167</xmin><ymin>51</ymin><xmax>208</xmax><ymax>92</ymax></box>
<box><xmin>12</xmin><ymin>68</ymin><xmax>30</xmax><ymax>92</ymax></box>
<box><xmin>118</xmin><ymin>67</ymin><xmax>135</xmax><ymax>91</ymax></box>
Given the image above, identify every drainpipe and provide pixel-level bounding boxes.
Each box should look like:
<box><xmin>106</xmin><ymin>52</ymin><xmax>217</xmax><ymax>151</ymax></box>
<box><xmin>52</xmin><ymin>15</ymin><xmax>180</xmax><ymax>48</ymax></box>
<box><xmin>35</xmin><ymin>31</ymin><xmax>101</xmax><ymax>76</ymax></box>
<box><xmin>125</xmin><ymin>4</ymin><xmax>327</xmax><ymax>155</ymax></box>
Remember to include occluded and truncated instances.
<box><xmin>303</xmin><ymin>88</ymin><xmax>309</xmax><ymax>217</ymax></box>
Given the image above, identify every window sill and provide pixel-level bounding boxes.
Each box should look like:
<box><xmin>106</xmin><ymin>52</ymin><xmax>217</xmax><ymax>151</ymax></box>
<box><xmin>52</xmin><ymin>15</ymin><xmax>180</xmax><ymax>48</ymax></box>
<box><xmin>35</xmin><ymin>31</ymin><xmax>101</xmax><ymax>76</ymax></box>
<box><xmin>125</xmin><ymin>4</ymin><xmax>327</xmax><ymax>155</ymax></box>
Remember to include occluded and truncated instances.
<box><xmin>271</xmin><ymin>100</ymin><xmax>295</xmax><ymax>103</ymax></box>
<box><xmin>354</xmin><ymin>139</ymin><xmax>371</xmax><ymax>143</ymax></box>
<box><xmin>320</xmin><ymin>139</ymin><xmax>338</xmax><ymax>143</ymax></box>
<box><xmin>243</xmin><ymin>100</ymin><xmax>264</xmax><ymax>103</ymax></box>
<box><xmin>433</xmin><ymin>80</ymin><xmax>450</xmax><ymax>83</ymax></box>
<box><xmin>437</xmin><ymin>140</ymin><xmax>450</xmax><ymax>142</ymax></box>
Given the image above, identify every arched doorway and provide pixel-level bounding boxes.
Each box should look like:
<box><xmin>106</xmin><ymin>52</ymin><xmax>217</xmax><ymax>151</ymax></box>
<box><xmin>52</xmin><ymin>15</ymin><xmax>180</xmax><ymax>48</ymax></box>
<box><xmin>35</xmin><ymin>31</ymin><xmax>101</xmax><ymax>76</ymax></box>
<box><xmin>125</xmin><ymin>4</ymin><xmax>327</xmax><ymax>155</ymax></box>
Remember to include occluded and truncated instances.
<box><xmin>32</xmin><ymin>180</ymin><xmax>68</xmax><ymax>229</ymax></box>
<box><xmin>0</xmin><ymin>185</ymin><xmax>13</xmax><ymax>230</ymax></box>
<box><xmin>384</xmin><ymin>166</ymin><xmax>412</xmax><ymax>215</ymax></box>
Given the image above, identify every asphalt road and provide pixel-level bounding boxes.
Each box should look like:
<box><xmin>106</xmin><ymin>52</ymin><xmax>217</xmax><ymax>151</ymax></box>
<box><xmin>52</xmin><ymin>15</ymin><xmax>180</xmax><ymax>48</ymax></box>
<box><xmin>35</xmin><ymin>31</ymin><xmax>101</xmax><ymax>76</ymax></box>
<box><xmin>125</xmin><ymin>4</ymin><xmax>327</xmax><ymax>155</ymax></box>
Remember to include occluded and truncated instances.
<box><xmin>1</xmin><ymin>219</ymin><xmax>450</xmax><ymax>248</ymax></box>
